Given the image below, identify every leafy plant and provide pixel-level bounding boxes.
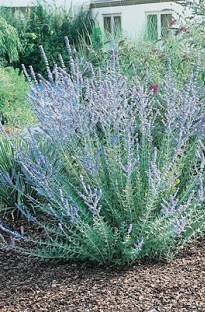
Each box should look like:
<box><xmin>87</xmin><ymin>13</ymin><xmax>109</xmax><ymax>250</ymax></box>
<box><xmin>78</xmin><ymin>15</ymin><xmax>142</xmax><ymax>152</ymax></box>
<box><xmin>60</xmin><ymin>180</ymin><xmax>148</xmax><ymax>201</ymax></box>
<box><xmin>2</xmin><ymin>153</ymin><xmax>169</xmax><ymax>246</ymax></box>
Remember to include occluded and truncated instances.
<box><xmin>115</xmin><ymin>27</ymin><xmax>202</xmax><ymax>87</ymax></box>
<box><xmin>1</xmin><ymin>44</ymin><xmax>205</xmax><ymax>265</ymax></box>
<box><xmin>0</xmin><ymin>15</ymin><xmax>22</xmax><ymax>65</ymax></box>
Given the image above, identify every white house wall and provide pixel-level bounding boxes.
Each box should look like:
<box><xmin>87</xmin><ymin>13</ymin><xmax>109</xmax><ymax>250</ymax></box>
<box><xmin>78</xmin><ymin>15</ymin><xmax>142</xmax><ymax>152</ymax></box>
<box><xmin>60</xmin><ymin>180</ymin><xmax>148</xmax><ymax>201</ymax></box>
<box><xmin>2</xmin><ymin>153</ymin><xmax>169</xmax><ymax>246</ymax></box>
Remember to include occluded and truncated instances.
<box><xmin>92</xmin><ymin>2</ymin><xmax>191</xmax><ymax>40</ymax></box>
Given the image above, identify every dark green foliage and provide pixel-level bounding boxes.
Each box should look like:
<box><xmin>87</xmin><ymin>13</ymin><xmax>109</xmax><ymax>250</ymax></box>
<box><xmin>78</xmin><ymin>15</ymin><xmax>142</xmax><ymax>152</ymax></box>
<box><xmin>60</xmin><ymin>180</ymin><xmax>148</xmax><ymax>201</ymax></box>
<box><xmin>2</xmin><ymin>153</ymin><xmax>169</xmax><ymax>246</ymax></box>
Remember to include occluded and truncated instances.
<box><xmin>0</xmin><ymin>15</ymin><xmax>22</xmax><ymax>65</ymax></box>
<box><xmin>0</xmin><ymin>3</ymin><xmax>94</xmax><ymax>74</ymax></box>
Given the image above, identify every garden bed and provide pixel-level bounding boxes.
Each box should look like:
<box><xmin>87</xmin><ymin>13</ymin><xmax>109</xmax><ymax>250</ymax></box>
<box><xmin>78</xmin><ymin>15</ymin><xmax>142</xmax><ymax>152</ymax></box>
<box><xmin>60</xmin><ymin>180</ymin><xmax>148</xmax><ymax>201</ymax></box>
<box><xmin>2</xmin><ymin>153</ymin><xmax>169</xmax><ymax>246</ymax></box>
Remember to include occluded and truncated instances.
<box><xmin>0</xmin><ymin>238</ymin><xmax>205</xmax><ymax>311</ymax></box>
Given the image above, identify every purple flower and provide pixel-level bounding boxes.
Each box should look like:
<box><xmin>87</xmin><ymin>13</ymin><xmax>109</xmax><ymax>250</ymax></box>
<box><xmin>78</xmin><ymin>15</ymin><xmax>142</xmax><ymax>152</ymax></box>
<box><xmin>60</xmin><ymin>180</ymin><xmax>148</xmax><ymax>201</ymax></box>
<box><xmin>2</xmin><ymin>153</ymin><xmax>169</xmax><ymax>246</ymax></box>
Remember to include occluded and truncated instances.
<box><xmin>151</xmin><ymin>85</ymin><xmax>159</xmax><ymax>94</ymax></box>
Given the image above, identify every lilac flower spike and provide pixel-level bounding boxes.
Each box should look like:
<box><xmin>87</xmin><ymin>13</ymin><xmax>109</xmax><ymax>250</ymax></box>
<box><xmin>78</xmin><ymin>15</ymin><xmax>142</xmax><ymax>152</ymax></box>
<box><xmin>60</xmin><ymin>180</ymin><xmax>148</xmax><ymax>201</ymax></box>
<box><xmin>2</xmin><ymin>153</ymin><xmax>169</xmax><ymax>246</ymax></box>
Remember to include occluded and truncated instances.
<box><xmin>78</xmin><ymin>175</ymin><xmax>102</xmax><ymax>216</ymax></box>
<box><xmin>170</xmin><ymin>217</ymin><xmax>186</xmax><ymax>236</ymax></box>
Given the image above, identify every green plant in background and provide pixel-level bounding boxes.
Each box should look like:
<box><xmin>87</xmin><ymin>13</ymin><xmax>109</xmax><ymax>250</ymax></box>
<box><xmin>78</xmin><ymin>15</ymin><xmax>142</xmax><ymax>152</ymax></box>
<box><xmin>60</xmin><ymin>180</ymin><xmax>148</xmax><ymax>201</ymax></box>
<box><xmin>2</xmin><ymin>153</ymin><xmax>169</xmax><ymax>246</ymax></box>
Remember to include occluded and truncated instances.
<box><xmin>18</xmin><ymin>3</ymin><xmax>71</xmax><ymax>74</ymax></box>
<box><xmin>115</xmin><ymin>23</ymin><xmax>203</xmax><ymax>88</ymax></box>
<box><xmin>0</xmin><ymin>2</ymin><xmax>94</xmax><ymax>74</ymax></box>
<box><xmin>0</xmin><ymin>2</ymin><xmax>95</xmax><ymax>128</ymax></box>
<box><xmin>0</xmin><ymin>15</ymin><xmax>22</xmax><ymax>66</ymax></box>
<box><xmin>0</xmin><ymin>66</ymin><xmax>37</xmax><ymax>128</ymax></box>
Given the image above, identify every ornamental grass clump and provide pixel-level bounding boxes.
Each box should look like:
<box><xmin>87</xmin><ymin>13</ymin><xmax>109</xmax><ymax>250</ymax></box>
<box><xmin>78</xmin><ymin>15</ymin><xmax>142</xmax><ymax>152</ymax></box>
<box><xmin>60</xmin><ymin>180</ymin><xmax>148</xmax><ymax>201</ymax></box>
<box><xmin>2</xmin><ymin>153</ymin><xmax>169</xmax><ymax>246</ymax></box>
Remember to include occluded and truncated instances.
<box><xmin>1</xmin><ymin>40</ymin><xmax>205</xmax><ymax>265</ymax></box>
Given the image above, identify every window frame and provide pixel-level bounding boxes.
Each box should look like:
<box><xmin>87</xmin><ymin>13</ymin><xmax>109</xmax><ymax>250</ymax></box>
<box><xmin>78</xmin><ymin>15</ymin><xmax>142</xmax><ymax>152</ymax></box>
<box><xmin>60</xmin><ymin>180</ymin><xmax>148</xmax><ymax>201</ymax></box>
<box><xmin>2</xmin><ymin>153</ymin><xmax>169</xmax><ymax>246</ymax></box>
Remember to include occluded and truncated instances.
<box><xmin>103</xmin><ymin>13</ymin><xmax>122</xmax><ymax>36</ymax></box>
<box><xmin>146</xmin><ymin>10</ymin><xmax>173</xmax><ymax>40</ymax></box>
<box><xmin>11</xmin><ymin>6</ymin><xmax>34</xmax><ymax>18</ymax></box>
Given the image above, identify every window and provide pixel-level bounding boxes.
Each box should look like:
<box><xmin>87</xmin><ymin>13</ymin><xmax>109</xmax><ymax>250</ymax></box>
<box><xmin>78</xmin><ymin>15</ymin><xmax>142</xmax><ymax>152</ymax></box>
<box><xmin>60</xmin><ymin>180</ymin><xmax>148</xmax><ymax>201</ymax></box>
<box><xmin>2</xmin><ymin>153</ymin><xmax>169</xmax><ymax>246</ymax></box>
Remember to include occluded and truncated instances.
<box><xmin>103</xmin><ymin>14</ymin><xmax>122</xmax><ymax>36</ymax></box>
<box><xmin>146</xmin><ymin>11</ymin><xmax>172</xmax><ymax>40</ymax></box>
<box><xmin>12</xmin><ymin>7</ymin><xmax>33</xmax><ymax>19</ymax></box>
<box><xmin>161</xmin><ymin>13</ymin><xmax>172</xmax><ymax>37</ymax></box>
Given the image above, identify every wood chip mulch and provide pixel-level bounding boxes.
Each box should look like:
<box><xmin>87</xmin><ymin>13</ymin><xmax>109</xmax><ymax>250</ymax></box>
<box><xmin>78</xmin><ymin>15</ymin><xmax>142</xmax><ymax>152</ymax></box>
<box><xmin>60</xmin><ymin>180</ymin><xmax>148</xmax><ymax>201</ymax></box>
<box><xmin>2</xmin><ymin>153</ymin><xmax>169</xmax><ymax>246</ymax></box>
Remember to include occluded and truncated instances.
<box><xmin>0</xmin><ymin>238</ymin><xmax>205</xmax><ymax>312</ymax></box>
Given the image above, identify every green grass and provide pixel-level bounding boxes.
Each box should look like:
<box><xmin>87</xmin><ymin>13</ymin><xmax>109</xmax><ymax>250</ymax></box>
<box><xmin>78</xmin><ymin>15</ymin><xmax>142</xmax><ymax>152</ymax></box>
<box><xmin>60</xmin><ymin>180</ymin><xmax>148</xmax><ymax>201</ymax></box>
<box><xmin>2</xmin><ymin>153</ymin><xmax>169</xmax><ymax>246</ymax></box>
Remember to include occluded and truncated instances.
<box><xmin>0</xmin><ymin>66</ymin><xmax>37</xmax><ymax>128</ymax></box>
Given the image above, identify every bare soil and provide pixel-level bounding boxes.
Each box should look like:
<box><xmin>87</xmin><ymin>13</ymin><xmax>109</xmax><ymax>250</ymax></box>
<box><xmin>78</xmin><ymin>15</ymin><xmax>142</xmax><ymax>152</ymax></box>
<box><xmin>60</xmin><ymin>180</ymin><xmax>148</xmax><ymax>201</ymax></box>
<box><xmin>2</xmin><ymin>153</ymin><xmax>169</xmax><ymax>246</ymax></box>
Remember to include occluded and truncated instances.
<box><xmin>0</xmin><ymin>237</ymin><xmax>205</xmax><ymax>312</ymax></box>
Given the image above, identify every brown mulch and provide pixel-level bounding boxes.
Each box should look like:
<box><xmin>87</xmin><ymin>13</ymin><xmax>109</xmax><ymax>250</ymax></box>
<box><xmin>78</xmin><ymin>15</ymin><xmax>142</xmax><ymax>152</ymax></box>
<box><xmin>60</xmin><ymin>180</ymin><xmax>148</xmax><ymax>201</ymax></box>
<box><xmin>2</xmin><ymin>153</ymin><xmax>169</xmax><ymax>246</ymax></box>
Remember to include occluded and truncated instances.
<box><xmin>0</xmin><ymin>239</ymin><xmax>205</xmax><ymax>312</ymax></box>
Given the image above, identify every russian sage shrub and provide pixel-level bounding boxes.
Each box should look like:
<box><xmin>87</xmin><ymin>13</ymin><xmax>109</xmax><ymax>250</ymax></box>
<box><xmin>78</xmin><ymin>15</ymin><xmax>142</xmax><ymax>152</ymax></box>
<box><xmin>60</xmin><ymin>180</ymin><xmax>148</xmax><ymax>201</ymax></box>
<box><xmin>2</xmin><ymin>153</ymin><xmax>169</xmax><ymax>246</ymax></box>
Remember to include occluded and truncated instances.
<box><xmin>0</xmin><ymin>41</ymin><xmax>205</xmax><ymax>265</ymax></box>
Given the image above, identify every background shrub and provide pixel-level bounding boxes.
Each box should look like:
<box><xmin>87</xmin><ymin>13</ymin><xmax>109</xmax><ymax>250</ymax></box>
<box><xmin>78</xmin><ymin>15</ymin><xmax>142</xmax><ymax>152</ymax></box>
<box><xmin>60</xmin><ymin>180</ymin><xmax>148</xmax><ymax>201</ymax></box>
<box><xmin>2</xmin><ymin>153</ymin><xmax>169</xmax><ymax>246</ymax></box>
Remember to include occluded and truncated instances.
<box><xmin>0</xmin><ymin>3</ymin><xmax>94</xmax><ymax>74</ymax></box>
<box><xmin>0</xmin><ymin>15</ymin><xmax>22</xmax><ymax>66</ymax></box>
